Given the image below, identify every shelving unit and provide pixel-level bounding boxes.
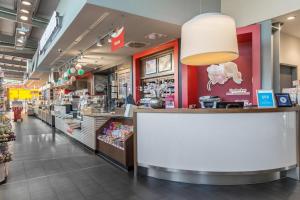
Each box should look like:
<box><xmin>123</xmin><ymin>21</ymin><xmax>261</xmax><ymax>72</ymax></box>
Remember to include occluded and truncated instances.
<box><xmin>140</xmin><ymin>75</ymin><xmax>175</xmax><ymax>106</ymax></box>
<box><xmin>0</xmin><ymin>69</ymin><xmax>15</xmax><ymax>184</ymax></box>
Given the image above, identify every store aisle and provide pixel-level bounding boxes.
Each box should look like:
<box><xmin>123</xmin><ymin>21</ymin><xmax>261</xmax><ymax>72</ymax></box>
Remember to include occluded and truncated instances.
<box><xmin>0</xmin><ymin>116</ymin><xmax>300</xmax><ymax>200</ymax></box>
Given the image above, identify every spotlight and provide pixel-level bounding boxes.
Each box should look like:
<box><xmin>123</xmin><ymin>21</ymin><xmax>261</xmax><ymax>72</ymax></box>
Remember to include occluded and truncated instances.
<box><xmin>287</xmin><ymin>16</ymin><xmax>296</xmax><ymax>21</ymax></box>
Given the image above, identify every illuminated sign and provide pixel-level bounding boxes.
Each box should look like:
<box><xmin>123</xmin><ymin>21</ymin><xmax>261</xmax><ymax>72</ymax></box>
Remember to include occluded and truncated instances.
<box><xmin>8</xmin><ymin>88</ymin><xmax>40</xmax><ymax>100</ymax></box>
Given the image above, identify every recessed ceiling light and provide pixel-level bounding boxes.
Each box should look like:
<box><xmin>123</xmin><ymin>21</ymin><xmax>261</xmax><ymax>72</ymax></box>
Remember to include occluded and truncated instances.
<box><xmin>20</xmin><ymin>9</ymin><xmax>30</xmax><ymax>14</ymax></box>
<box><xmin>21</xmin><ymin>1</ymin><xmax>32</xmax><ymax>6</ymax></box>
<box><xmin>20</xmin><ymin>15</ymin><xmax>29</xmax><ymax>21</ymax></box>
<box><xmin>145</xmin><ymin>33</ymin><xmax>168</xmax><ymax>40</ymax></box>
<box><xmin>19</xmin><ymin>31</ymin><xmax>26</xmax><ymax>35</ymax></box>
<box><xmin>287</xmin><ymin>16</ymin><xmax>296</xmax><ymax>21</ymax></box>
<box><xmin>17</xmin><ymin>38</ymin><xmax>24</xmax><ymax>43</ymax></box>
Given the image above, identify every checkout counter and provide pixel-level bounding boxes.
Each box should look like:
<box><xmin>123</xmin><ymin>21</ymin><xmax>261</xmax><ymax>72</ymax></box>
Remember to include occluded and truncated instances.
<box><xmin>134</xmin><ymin>107</ymin><xmax>300</xmax><ymax>185</ymax></box>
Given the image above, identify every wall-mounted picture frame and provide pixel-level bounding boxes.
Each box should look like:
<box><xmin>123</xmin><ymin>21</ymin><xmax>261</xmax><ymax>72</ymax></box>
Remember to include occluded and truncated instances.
<box><xmin>158</xmin><ymin>54</ymin><xmax>172</xmax><ymax>72</ymax></box>
<box><xmin>256</xmin><ymin>90</ymin><xmax>276</xmax><ymax>108</ymax></box>
<box><xmin>275</xmin><ymin>93</ymin><xmax>293</xmax><ymax>107</ymax></box>
<box><xmin>145</xmin><ymin>59</ymin><xmax>157</xmax><ymax>75</ymax></box>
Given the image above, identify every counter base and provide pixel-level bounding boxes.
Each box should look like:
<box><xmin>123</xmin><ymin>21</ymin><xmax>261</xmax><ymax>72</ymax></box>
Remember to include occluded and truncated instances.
<box><xmin>138</xmin><ymin>165</ymin><xmax>297</xmax><ymax>185</ymax></box>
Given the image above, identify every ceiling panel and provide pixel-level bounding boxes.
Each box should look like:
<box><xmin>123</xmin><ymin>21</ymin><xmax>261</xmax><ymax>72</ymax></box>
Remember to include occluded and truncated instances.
<box><xmin>273</xmin><ymin>10</ymin><xmax>300</xmax><ymax>39</ymax></box>
<box><xmin>30</xmin><ymin>26</ymin><xmax>43</xmax><ymax>40</ymax></box>
<box><xmin>0</xmin><ymin>19</ymin><xmax>15</xmax><ymax>36</ymax></box>
<box><xmin>40</xmin><ymin>3</ymin><xmax>180</xmax><ymax>72</ymax></box>
<box><xmin>0</xmin><ymin>0</ymin><xmax>16</xmax><ymax>9</ymax></box>
<box><xmin>35</xmin><ymin>0</ymin><xmax>59</xmax><ymax>19</ymax></box>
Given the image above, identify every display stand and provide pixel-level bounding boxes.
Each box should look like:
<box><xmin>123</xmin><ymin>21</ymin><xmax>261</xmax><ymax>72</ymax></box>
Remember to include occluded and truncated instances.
<box><xmin>0</xmin><ymin>69</ymin><xmax>15</xmax><ymax>184</ymax></box>
<box><xmin>96</xmin><ymin>117</ymin><xmax>134</xmax><ymax>169</ymax></box>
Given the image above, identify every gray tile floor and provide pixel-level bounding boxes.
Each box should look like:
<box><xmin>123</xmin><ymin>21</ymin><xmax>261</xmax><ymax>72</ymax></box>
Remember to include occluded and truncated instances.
<box><xmin>0</xmin><ymin>116</ymin><xmax>300</xmax><ymax>200</ymax></box>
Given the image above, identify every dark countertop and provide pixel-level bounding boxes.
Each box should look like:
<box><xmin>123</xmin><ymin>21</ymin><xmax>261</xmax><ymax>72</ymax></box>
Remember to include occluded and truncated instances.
<box><xmin>134</xmin><ymin>106</ymin><xmax>300</xmax><ymax>114</ymax></box>
<box><xmin>82</xmin><ymin>113</ymin><xmax>125</xmax><ymax>118</ymax></box>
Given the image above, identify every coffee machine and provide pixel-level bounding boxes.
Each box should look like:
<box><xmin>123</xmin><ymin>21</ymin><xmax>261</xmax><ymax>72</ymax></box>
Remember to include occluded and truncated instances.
<box><xmin>199</xmin><ymin>96</ymin><xmax>221</xmax><ymax>108</ymax></box>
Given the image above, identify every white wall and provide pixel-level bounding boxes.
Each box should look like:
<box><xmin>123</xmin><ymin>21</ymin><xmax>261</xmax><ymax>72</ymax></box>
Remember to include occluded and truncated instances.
<box><xmin>221</xmin><ymin>0</ymin><xmax>300</xmax><ymax>27</ymax></box>
<box><xmin>87</xmin><ymin>0</ymin><xmax>202</xmax><ymax>25</ymax></box>
<box><xmin>280</xmin><ymin>32</ymin><xmax>300</xmax><ymax>77</ymax></box>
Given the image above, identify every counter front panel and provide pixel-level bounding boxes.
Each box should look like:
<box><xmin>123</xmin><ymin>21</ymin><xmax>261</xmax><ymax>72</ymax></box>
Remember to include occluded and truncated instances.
<box><xmin>135</xmin><ymin>108</ymin><xmax>299</xmax><ymax>184</ymax></box>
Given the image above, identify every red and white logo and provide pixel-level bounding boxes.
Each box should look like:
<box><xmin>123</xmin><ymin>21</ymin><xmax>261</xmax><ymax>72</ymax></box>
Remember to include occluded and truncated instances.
<box><xmin>111</xmin><ymin>27</ymin><xmax>125</xmax><ymax>52</ymax></box>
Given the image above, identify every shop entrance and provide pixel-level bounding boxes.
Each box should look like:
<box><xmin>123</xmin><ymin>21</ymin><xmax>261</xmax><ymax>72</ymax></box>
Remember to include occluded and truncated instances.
<box><xmin>280</xmin><ymin>64</ymin><xmax>297</xmax><ymax>91</ymax></box>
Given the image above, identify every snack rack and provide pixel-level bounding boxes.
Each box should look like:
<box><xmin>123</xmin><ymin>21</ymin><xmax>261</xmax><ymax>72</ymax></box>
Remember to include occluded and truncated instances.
<box><xmin>96</xmin><ymin>117</ymin><xmax>134</xmax><ymax>169</ymax></box>
<box><xmin>0</xmin><ymin>69</ymin><xmax>15</xmax><ymax>184</ymax></box>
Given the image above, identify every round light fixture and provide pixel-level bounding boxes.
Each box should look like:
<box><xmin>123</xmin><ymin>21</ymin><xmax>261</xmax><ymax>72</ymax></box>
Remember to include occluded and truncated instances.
<box><xmin>70</xmin><ymin>76</ymin><xmax>76</xmax><ymax>82</ymax></box>
<box><xmin>181</xmin><ymin>13</ymin><xmax>239</xmax><ymax>66</ymax></box>
<box><xmin>21</xmin><ymin>1</ymin><xmax>32</xmax><ymax>6</ymax></box>
<box><xmin>20</xmin><ymin>15</ymin><xmax>29</xmax><ymax>21</ymax></box>
<box><xmin>78</xmin><ymin>69</ymin><xmax>85</xmax><ymax>76</ymax></box>
<box><xmin>20</xmin><ymin>9</ymin><xmax>30</xmax><ymax>14</ymax></box>
<box><xmin>70</xmin><ymin>67</ymin><xmax>76</xmax><ymax>74</ymax></box>
<box><xmin>287</xmin><ymin>16</ymin><xmax>296</xmax><ymax>21</ymax></box>
<box><xmin>75</xmin><ymin>64</ymin><xmax>82</xmax><ymax>70</ymax></box>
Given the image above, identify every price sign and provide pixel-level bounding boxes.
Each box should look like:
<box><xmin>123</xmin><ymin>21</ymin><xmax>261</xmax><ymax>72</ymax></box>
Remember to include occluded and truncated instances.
<box><xmin>257</xmin><ymin>90</ymin><xmax>276</xmax><ymax>108</ymax></box>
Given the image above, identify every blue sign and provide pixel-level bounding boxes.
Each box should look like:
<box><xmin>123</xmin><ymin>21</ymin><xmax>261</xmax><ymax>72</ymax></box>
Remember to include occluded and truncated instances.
<box><xmin>275</xmin><ymin>93</ymin><xmax>292</xmax><ymax>107</ymax></box>
<box><xmin>257</xmin><ymin>90</ymin><xmax>275</xmax><ymax>108</ymax></box>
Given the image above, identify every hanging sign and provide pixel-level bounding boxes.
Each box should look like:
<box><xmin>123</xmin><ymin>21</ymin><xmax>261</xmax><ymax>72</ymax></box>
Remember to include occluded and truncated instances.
<box><xmin>111</xmin><ymin>27</ymin><xmax>125</xmax><ymax>52</ymax></box>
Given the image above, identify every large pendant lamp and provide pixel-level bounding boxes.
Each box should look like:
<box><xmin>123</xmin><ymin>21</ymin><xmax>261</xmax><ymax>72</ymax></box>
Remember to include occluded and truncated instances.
<box><xmin>181</xmin><ymin>13</ymin><xmax>239</xmax><ymax>66</ymax></box>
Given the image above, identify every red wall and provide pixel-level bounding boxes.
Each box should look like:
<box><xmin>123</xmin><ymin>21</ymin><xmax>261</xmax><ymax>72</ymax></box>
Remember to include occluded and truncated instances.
<box><xmin>182</xmin><ymin>24</ymin><xmax>261</xmax><ymax>107</ymax></box>
<box><xmin>198</xmin><ymin>38</ymin><xmax>253</xmax><ymax>102</ymax></box>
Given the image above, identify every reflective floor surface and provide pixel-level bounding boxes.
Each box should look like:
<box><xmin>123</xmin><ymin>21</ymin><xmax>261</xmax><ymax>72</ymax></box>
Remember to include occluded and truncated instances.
<box><xmin>0</xmin><ymin>116</ymin><xmax>300</xmax><ymax>200</ymax></box>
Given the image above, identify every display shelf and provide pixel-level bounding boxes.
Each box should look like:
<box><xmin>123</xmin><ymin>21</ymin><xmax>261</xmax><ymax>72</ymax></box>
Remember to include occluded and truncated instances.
<box><xmin>96</xmin><ymin>117</ymin><xmax>134</xmax><ymax>169</ymax></box>
<box><xmin>97</xmin><ymin>133</ymin><xmax>133</xmax><ymax>151</ymax></box>
<box><xmin>0</xmin><ymin>69</ymin><xmax>15</xmax><ymax>184</ymax></box>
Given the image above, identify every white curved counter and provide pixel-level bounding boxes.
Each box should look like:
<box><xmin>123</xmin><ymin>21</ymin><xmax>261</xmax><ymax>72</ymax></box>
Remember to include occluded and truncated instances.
<box><xmin>134</xmin><ymin>107</ymin><xmax>300</xmax><ymax>185</ymax></box>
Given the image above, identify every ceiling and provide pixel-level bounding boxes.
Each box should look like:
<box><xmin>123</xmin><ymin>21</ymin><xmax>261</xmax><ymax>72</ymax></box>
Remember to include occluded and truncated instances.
<box><xmin>273</xmin><ymin>9</ymin><xmax>300</xmax><ymax>39</ymax></box>
<box><xmin>38</xmin><ymin>3</ymin><xmax>181</xmax><ymax>73</ymax></box>
<box><xmin>0</xmin><ymin>0</ymin><xmax>59</xmax><ymax>81</ymax></box>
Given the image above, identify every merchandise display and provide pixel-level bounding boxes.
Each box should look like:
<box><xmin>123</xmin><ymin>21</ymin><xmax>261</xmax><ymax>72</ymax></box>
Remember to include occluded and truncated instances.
<box><xmin>11</xmin><ymin>102</ymin><xmax>23</xmax><ymax>122</ymax></box>
<box><xmin>0</xmin><ymin>69</ymin><xmax>15</xmax><ymax>184</ymax></box>
<box><xmin>98</xmin><ymin>121</ymin><xmax>133</xmax><ymax>150</ymax></box>
<box><xmin>140</xmin><ymin>77</ymin><xmax>175</xmax><ymax>107</ymax></box>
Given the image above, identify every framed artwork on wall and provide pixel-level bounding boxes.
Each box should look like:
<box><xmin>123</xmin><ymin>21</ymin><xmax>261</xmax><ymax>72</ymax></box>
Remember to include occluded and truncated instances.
<box><xmin>158</xmin><ymin>54</ymin><xmax>172</xmax><ymax>72</ymax></box>
<box><xmin>145</xmin><ymin>59</ymin><xmax>157</xmax><ymax>75</ymax></box>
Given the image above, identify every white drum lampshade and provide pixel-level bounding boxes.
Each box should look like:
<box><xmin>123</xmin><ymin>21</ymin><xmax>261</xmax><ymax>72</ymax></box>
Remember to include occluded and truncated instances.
<box><xmin>181</xmin><ymin>13</ymin><xmax>239</xmax><ymax>66</ymax></box>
